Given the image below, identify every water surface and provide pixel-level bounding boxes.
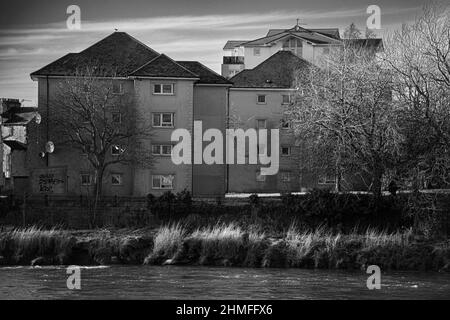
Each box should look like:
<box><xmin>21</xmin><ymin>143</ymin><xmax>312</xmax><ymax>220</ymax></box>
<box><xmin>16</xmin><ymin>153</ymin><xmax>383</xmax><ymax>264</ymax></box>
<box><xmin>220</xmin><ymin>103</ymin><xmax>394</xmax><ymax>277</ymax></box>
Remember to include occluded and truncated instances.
<box><xmin>0</xmin><ymin>266</ymin><xmax>449</xmax><ymax>299</ymax></box>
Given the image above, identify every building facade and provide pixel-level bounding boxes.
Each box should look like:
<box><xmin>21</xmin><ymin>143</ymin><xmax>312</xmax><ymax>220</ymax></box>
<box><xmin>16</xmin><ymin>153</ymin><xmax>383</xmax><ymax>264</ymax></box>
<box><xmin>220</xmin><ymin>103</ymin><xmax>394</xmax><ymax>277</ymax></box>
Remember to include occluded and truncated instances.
<box><xmin>27</xmin><ymin>32</ymin><xmax>231</xmax><ymax>198</ymax></box>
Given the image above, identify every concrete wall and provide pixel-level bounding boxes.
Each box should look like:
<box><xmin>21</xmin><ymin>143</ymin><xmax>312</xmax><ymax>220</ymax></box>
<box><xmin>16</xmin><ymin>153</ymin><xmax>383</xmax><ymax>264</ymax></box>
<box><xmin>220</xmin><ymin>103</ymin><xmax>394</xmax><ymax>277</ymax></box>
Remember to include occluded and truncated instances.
<box><xmin>29</xmin><ymin>77</ymin><xmax>137</xmax><ymax>196</ymax></box>
<box><xmin>244</xmin><ymin>42</ymin><xmax>283</xmax><ymax>69</ymax></box>
<box><xmin>227</xmin><ymin>88</ymin><xmax>300</xmax><ymax>193</ymax></box>
<box><xmin>28</xmin><ymin>77</ymin><xmax>230</xmax><ymax>197</ymax></box>
<box><xmin>132</xmin><ymin>78</ymin><xmax>195</xmax><ymax>196</ymax></box>
<box><xmin>192</xmin><ymin>85</ymin><xmax>228</xmax><ymax>197</ymax></box>
<box><xmin>242</xmin><ymin>41</ymin><xmax>338</xmax><ymax>70</ymax></box>
<box><xmin>221</xmin><ymin>63</ymin><xmax>244</xmax><ymax>79</ymax></box>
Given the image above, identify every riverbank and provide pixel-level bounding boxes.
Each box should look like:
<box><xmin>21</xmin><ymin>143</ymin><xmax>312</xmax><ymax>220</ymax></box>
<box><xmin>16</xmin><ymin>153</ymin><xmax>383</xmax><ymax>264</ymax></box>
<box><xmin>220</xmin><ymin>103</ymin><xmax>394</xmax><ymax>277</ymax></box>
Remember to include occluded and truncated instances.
<box><xmin>0</xmin><ymin>225</ymin><xmax>449</xmax><ymax>272</ymax></box>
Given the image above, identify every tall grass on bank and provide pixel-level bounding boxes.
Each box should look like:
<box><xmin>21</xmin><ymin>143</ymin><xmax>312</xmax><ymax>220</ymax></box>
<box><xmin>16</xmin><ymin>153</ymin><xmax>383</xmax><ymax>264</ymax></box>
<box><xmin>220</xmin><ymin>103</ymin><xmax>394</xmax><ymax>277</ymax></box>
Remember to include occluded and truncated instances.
<box><xmin>146</xmin><ymin>222</ymin><xmax>428</xmax><ymax>269</ymax></box>
<box><xmin>362</xmin><ymin>227</ymin><xmax>413</xmax><ymax>249</ymax></box>
<box><xmin>190</xmin><ymin>223</ymin><xmax>265</xmax><ymax>264</ymax></box>
<box><xmin>152</xmin><ymin>223</ymin><xmax>186</xmax><ymax>257</ymax></box>
<box><xmin>284</xmin><ymin>225</ymin><xmax>342</xmax><ymax>266</ymax></box>
<box><xmin>0</xmin><ymin>226</ymin><xmax>73</xmax><ymax>264</ymax></box>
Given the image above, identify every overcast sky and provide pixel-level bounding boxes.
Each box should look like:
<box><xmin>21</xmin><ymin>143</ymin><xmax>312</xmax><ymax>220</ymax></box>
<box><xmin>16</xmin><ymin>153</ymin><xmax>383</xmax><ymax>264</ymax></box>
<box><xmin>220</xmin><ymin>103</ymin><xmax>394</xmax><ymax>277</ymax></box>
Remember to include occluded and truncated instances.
<box><xmin>0</xmin><ymin>0</ymin><xmax>432</xmax><ymax>104</ymax></box>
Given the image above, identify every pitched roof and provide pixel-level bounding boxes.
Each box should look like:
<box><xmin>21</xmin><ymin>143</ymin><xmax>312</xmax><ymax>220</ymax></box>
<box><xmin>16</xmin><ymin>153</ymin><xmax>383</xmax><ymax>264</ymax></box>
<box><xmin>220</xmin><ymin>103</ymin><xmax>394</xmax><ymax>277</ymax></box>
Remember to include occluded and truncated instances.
<box><xmin>230</xmin><ymin>50</ymin><xmax>312</xmax><ymax>88</ymax></box>
<box><xmin>130</xmin><ymin>54</ymin><xmax>198</xmax><ymax>78</ymax></box>
<box><xmin>177</xmin><ymin>61</ymin><xmax>232</xmax><ymax>85</ymax></box>
<box><xmin>309</xmin><ymin>28</ymin><xmax>341</xmax><ymax>40</ymax></box>
<box><xmin>223</xmin><ymin>40</ymin><xmax>250</xmax><ymax>50</ymax></box>
<box><xmin>31</xmin><ymin>32</ymin><xmax>159</xmax><ymax>77</ymax></box>
<box><xmin>242</xmin><ymin>29</ymin><xmax>341</xmax><ymax>47</ymax></box>
<box><xmin>30</xmin><ymin>32</ymin><xmax>227</xmax><ymax>84</ymax></box>
<box><xmin>267</xmin><ymin>27</ymin><xmax>341</xmax><ymax>40</ymax></box>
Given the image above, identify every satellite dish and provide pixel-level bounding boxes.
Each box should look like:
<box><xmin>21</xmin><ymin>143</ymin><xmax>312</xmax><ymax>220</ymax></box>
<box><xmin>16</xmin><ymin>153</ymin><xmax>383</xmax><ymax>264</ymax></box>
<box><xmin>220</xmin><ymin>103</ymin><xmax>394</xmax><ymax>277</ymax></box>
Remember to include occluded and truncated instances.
<box><xmin>35</xmin><ymin>113</ymin><xmax>41</xmax><ymax>124</ymax></box>
<box><xmin>39</xmin><ymin>151</ymin><xmax>46</xmax><ymax>158</ymax></box>
<box><xmin>45</xmin><ymin>141</ymin><xmax>55</xmax><ymax>154</ymax></box>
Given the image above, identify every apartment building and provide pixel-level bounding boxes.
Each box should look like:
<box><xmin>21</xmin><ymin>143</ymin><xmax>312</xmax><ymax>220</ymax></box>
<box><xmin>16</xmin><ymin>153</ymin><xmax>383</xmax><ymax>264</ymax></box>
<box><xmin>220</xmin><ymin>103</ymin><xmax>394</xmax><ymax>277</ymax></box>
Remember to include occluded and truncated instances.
<box><xmin>224</xmin><ymin>24</ymin><xmax>383</xmax><ymax>193</ymax></box>
<box><xmin>27</xmin><ymin>32</ymin><xmax>231</xmax><ymax>197</ymax></box>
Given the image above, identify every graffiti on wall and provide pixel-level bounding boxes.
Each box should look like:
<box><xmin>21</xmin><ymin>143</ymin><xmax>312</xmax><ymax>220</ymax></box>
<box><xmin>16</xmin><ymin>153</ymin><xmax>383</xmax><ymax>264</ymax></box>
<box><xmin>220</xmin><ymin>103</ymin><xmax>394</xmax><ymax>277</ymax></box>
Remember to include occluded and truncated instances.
<box><xmin>31</xmin><ymin>167</ymin><xmax>67</xmax><ymax>194</ymax></box>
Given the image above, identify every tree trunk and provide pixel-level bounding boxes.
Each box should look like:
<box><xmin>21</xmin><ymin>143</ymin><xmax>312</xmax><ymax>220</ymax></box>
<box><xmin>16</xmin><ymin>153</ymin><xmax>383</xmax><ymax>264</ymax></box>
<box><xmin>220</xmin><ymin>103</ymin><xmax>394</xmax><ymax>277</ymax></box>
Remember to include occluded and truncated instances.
<box><xmin>371</xmin><ymin>162</ymin><xmax>383</xmax><ymax>200</ymax></box>
<box><xmin>92</xmin><ymin>167</ymin><xmax>105</xmax><ymax>228</ymax></box>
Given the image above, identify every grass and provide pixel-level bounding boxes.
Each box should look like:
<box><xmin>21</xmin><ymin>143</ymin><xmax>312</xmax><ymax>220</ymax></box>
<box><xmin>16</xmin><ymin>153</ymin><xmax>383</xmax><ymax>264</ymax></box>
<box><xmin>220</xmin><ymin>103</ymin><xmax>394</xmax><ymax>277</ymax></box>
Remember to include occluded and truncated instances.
<box><xmin>1</xmin><ymin>223</ymin><xmax>446</xmax><ymax>270</ymax></box>
<box><xmin>146</xmin><ymin>222</ymin><xmax>426</xmax><ymax>269</ymax></box>
<box><xmin>361</xmin><ymin>227</ymin><xmax>413</xmax><ymax>249</ymax></box>
<box><xmin>0</xmin><ymin>226</ymin><xmax>73</xmax><ymax>263</ymax></box>
<box><xmin>152</xmin><ymin>223</ymin><xmax>186</xmax><ymax>257</ymax></box>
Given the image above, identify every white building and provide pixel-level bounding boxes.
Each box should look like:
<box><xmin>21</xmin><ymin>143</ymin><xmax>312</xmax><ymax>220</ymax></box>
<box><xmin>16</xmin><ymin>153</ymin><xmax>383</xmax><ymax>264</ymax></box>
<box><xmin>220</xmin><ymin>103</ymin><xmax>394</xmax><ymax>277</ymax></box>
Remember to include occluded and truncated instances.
<box><xmin>222</xmin><ymin>24</ymin><xmax>342</xmax><ymax>78</ymax></box>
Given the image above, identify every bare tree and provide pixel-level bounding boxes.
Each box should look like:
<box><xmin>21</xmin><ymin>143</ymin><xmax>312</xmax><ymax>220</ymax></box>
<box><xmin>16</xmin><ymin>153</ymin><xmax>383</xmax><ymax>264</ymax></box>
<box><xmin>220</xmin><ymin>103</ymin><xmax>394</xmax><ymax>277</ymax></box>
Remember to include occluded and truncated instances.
<box><xmin>343</xmin><ymin>22</ymin><xmax>362</xmax><ymax>39</ymax></box>
<box><xmin>384</xmin><ymin>2</ymin><xmax>450</xmax><ymax>188</ymax></box>
<box><xmin>49</xmin><ymin>66</ymin><xmax>153</xmax><ymax>204</ymax></box>
<box><xmin>365</xmin><ymin>27</ymin><xmax>377</xmax><ymax>39</ymax></box>
<box><xmin>287</xmin><ymin>44</ymin><xmax>403</xmax><ymax>197</ymax></box>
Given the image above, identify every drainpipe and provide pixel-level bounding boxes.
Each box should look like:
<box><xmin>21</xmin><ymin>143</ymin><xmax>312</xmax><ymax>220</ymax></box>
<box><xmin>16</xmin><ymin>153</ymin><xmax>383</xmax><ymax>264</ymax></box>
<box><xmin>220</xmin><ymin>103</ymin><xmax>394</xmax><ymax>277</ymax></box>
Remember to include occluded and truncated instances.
<box><xmin>225</xmin><ymin>87</ymin><xmax>230</xmax><ymax>195</ymax></box>
<box><xmin>191</xmin><ymin>85</ymin><xmax>194</xmax><ymax>196</ymax></box>
<box><xmin>46</xmin><ymin>75</ymin><xmax>49</xmax><ymax>167</ymax></box>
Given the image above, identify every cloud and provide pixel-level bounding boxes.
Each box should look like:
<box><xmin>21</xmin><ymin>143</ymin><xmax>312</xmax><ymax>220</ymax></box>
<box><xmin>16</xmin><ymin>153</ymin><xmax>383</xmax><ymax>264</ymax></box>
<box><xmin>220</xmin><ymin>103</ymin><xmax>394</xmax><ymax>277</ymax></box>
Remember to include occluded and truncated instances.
<box><xmin>0</xmin><ymin>5</ymin><xmax>422</xmax><ymax>103</ymax></box>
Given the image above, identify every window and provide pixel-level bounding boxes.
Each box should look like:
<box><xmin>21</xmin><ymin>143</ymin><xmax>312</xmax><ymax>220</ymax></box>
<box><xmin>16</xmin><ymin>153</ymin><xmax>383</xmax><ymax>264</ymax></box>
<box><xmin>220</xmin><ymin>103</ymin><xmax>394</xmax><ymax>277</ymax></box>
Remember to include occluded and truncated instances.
<box><xmin>256</xmin><ymin>119</ymin><xmax>267</xmax><ymax>129</ymax></box>
<box><xmin>281</xmin><ymin>146</ymin><xmax>291</xmax><ymax>156</ymax></box>
<box><xmin>153</xmin><ymin>83</ymin><xmax>174</xmax><ymax>95</ymax></box>
<box><xmin>282</xmin><ymin>94</ymin><xmax>291</xmax><ymax>104</ymax></box>
<box><xmin>112</xmin><ymin>112</ymin><xmax>121</xmax><ymax>123</ymax></box>
<box><xmin>111</xmin><ymin>145</ymin><xmax>124</xmax><ymax>156</ymax></box>
<box><xmin>318</xmin><ymin>175</ymin><xmax>336</xmax><ymax>185</ymax></box>
<box><xmin>80</xmin><ymin>173</ymin><xmax>92</xmax><ymax>186</ymax></box>
<box><xmin>152</xmin><ymin>144</ymin><xmax>173</xmax><ymax>156</ymax></box>
<box><xmin>256</xmin><ymin>170</ymin><xmax>266</xmax><ymax>182</ymax></box>
<box><xmin>257</xmin><ymin>95</ymin><xmax>266</xmax><ymax>104</ymax></box>
<box><xmin>152</xmin><ymin>113</ymin><xmax>174</xmax><ymax>128</ymax></box>
<box><xmin>280</xmin><ymin>172</ymin><xmax>291</xmax><ymax>182</ymax></box>
<box><xmin>112</xmin><ymin>82</ymin><xmax>123</xmax><ymax>95</ymax></box>
<box><xmin>253</xmin><ymin>48</ymin><xmax>261</xmax><ymax>56</ymax></box>
<box><xmin>111</xmin><ymin>173</ymin><xmax>123</xmax><ymax>186</ymax></box>
<box><xmin>152</xmin><ymin>175</ymin><xmax>174</xmax><ymax>189</ymax></box>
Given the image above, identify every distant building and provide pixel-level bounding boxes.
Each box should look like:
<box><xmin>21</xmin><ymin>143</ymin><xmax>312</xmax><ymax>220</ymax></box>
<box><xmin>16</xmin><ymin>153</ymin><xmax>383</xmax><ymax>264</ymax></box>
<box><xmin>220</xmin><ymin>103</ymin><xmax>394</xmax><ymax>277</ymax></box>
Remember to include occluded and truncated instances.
<box><xmin>222</xmin><ymin>24</ymin><xmax>343</xmax><ymax>78</ymax></box>
<box><xmin>0</xmin><ymin>98</ymin><xmax>39</xmax><ymax>194</ymax></box>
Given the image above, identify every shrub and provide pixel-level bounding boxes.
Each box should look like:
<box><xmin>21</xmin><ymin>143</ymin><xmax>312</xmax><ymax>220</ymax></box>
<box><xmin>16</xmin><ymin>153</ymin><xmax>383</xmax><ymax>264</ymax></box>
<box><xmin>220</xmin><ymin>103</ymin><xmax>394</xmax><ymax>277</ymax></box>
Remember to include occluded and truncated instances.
<box><xmin>248</xmin><ymin>194</ymin><xmax>259</xmax><ymax>206</ymax></box>
<box><xmin>176</xmin><ymin>189</ymin><xmax>192</xmax><ymax>206</ymax></box>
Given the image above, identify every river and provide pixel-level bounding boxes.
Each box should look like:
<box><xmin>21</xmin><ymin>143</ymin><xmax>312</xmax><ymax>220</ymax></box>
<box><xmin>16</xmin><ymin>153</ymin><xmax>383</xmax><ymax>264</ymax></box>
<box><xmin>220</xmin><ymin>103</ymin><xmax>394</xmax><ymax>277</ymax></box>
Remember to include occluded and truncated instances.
<box><xmin>0</xmin><ymin>266</ymin><xmax>449</xmax><ymax>299</ymax></box>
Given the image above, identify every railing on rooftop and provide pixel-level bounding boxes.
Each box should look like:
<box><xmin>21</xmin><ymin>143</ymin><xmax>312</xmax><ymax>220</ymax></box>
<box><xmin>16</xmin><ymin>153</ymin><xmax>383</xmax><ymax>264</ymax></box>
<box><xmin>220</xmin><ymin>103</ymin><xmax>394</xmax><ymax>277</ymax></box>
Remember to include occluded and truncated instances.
<box><xmin>223</xmin><ymin>56</ymin><xmax>244</xmax><ymax>64</ymax></box>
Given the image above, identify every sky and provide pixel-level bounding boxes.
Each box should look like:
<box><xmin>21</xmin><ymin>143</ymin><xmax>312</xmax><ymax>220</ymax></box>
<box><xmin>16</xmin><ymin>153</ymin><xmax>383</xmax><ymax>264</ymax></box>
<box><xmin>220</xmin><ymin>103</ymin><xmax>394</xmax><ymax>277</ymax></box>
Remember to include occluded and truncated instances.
<box><xmin>0</xmin><ymin>0</ymin><xmax>432</xmax><ymax>105</ymax></box>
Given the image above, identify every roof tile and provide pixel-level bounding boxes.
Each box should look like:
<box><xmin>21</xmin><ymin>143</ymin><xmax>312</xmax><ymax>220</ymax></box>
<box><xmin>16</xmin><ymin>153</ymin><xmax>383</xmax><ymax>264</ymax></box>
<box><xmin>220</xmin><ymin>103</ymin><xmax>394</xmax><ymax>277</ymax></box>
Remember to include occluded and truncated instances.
<box><xmin>130</xmin><ymin>54</ymin><xmax>198</xmax><ymax>78</ymax></box>
<box><xmin>231</xmin><ymin>50</ymin><xmax>312</xmax><ymax>88</ymax></box>
<box><xmin>31</xmin><ymin>32</ymin><xmax>159</xmax><ymax>77</ymax></box>
<box><xmin>177</xmin><ymin>61</ymin><xmax>232</xmax><ymax>84</ymax></box>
